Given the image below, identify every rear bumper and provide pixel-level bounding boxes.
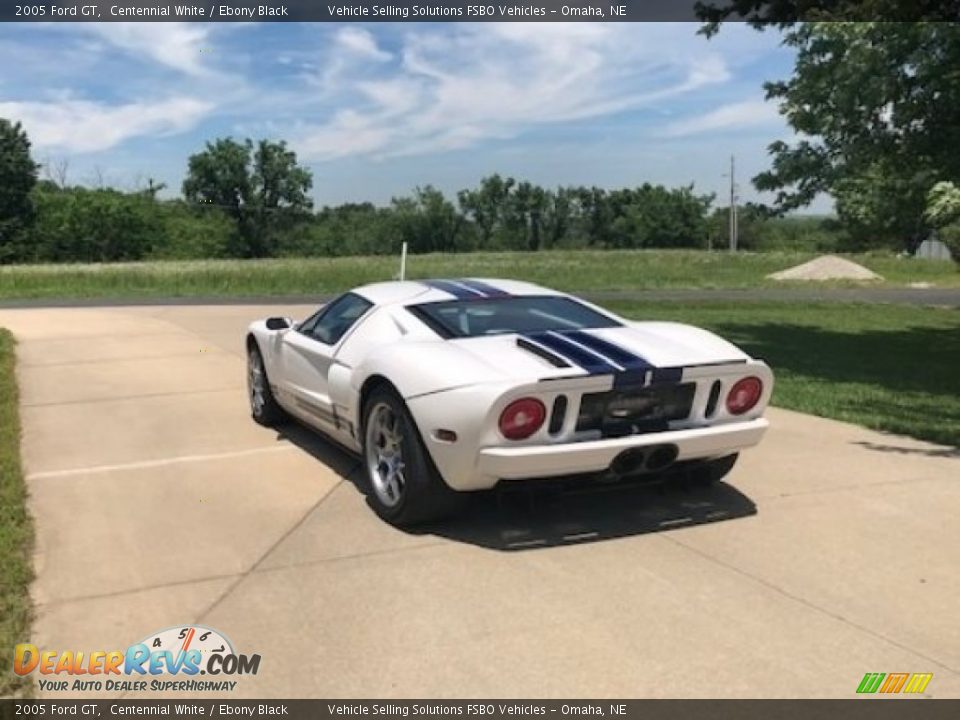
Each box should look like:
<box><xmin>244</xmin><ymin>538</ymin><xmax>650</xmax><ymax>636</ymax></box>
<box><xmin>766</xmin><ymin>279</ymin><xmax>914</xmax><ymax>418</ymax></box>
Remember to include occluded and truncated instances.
<box><xmin>475</xmin><ymin>417</ymin><xmax>769</xmax><ymax>485</ymax></box>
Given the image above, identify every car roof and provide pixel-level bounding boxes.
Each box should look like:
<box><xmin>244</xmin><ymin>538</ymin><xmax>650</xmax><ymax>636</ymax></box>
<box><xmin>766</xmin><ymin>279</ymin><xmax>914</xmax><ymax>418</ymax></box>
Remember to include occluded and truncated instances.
<box><xmin>353</xmin><ymin>278</ymin><xmax>562</xmax><ymax>306</ymax></box>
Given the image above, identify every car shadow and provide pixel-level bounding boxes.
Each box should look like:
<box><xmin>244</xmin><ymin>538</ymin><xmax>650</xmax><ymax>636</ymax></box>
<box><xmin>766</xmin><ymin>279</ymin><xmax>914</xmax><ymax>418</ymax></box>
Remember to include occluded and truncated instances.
<box><xmin>273</xmin><ymin>421</ymin><xmax>362</xmax><ymax>480</ymax></box>
<box><xmin>275</xmin><ymin>419</ymin><xmax>758</xmax><ymax>552</ymax></box>
<box><xmin>852</xmin><ymin>440</ymin><xmax>960</xmax><ymax>459</ymax></box>
<box><xmin>415</xmin><ymin>478</ymin><xmax>757</xmax><ymax>551</ymax></box>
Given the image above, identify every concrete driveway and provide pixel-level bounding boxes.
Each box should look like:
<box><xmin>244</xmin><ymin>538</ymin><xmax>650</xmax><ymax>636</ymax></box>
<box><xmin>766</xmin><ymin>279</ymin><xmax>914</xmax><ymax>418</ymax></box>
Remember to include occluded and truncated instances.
<box><xmin>1</xmin><ymin>304</ymin><xmax>958</xmax><ymax>699</ymax></box>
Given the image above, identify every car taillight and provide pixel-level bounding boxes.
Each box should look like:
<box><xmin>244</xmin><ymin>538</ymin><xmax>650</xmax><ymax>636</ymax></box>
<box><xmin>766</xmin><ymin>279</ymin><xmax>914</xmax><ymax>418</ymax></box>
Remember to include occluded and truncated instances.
<box><xmin>726</xmin><ymin>377</ymin><xmax>763</xmax><ymax>415</ymax></box>
<box><xmin>499</xmin><ymin>398</ymin><xmax>546</xmax><ymax>440</ymax></box>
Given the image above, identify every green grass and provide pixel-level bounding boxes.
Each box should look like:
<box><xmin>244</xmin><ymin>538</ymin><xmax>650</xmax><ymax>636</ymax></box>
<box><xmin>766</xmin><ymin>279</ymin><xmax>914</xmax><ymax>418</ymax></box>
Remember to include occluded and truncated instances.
<box><xmin>606</xmin><ymin>301</ymin><xmax>960</xmax><ymax>448</ymax></box>
<box><xmin>0</xmin><ymin>249</ymin><xmax>957</xmax><ymax>300</ymax></box>
<box><xmin>0</xmin><ymin>329</ymin><xmax>32</xmax><ymax>697</ymax></box>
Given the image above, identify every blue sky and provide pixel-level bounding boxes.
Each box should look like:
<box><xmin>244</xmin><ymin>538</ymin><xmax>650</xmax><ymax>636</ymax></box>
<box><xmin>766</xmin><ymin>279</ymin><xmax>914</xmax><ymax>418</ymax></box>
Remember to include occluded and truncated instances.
<box><xmin>0</xmin><ymin>22</ymin><xmax>827</xmax><ymax>211</ymax></box>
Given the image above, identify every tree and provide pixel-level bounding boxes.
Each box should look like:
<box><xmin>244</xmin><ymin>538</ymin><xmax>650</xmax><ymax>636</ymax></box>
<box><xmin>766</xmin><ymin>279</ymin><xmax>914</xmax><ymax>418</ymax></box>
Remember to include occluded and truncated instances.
<box><xmin>457</xmin><ymin>175</ymin><xmax>515</xmax><ymax>248</ymax></box>
<box><xmin>500</xmin><ymin>181</ymin><xmax>548</xmax><ymax>251</ymax></box>
<box><xmin>542</xmin><ymin>187</ymin><xmax>573</xmax><ymax>249</ymax></box>
<box><xmin>0</xmin><ymin>119</ymin><xmax>39</xmax><ymax>262</ymax></box>
<box><xmin>717</xmin><ymin>22</ymin><xmax>960</xmax><ymax>249</ymax></box>
<box><xmin>925</xmin><ymin>181</ymin><xmax>960</xmax><ymax>262</ymax></box>
<box><xmin>572</xmin><ymin>186</ymin><xmax>613</xmax><ymax>247</ymax></box>
<box><xmin>28</xmin><ymin>187</ymin><xmax>165</xmax><ymax>262</ymax></box>
<box><xmin>182</xmin><ymin>137</ymin><xmax>313</xmax><ymax>257</ymax></box>
<box><xmin>607</xmin><ymin>184</ymin><xmax>713</xmax><ymax>249</ymax></box>
<box><xmin>695</xmin><ymin>0</ymin><xmax>959</xmax><ymax>35</ymax></box>
<box><xmin>391</xmin><ymin>186</ymin><xmax>465</xmax><ymax>254</ymax></box>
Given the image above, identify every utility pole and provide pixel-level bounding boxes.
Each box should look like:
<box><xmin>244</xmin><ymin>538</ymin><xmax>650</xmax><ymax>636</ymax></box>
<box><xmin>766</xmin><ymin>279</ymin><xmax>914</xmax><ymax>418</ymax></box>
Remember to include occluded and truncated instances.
<box><xmin>729</xmin><ymin>155</ymin><xmax>738</xmax><ymax>253</ymax></box>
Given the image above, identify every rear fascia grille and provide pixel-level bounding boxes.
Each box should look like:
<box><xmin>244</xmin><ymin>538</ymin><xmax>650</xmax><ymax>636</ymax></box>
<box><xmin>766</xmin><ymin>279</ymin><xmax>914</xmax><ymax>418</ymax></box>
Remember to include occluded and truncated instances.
<box><xmin>577</xmin><ymin>382</ymin><xmax>696</xmax><ymax>438</ymax></box>
<box><xmin>704</xmin><ymin>380</ymin><xmax>722</xmax><ymax>418</ymax></box>
<box><xmin>549</xmin><ymin>395</ymin><xmax>568</xmax><ymax>435</ymax></box>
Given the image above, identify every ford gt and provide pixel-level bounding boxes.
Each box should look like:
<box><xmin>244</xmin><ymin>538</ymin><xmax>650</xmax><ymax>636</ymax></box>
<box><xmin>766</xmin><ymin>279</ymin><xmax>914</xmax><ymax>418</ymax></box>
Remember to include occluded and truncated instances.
<box><xmin>246</xmin><ymin>279</ymin><xmax>773</xmax><ymax>525</ymax></box>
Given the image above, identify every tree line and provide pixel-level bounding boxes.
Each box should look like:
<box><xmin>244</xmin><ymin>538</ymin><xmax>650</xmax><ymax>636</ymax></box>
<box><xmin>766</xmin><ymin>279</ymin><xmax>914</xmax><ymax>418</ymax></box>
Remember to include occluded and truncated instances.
<box><xmin>0</xmin><ymin>125</ymin><xmax>843</xmax><ymax>264</ymax></box>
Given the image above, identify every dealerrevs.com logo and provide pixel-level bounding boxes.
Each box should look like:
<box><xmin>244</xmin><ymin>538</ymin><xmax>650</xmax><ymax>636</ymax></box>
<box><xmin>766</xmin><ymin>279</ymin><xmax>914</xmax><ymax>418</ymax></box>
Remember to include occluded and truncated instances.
<box><xmin>14</xmin><ymin>625</ymin><xmax>261</xmax><ymax>693</ymax></box>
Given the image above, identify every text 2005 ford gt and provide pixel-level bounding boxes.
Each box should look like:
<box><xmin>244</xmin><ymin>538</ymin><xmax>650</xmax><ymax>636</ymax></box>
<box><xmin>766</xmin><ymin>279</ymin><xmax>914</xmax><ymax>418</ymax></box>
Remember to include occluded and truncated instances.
<box><xmin>246</xmin><ymin>279</ymin><xmax>773</xmax><ymax>525</ymax></box>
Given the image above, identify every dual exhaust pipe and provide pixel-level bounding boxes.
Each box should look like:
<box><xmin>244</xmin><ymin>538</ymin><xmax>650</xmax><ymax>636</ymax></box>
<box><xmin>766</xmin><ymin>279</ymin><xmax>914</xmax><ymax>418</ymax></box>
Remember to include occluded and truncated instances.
<box><xmin>610</xmin><ymin>444</ymin><xmax>679</xmax><ymax>477</ymax></box>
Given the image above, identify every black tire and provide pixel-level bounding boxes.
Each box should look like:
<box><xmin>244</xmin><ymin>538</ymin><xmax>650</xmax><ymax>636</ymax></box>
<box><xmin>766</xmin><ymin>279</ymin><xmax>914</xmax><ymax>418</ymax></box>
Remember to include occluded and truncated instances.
<box><xmin>691</xmin><ymin>453</ymin><xmax>739</xmax><ymax>485</ymax></box>
<box><xmin>247</xmin><ymin>343</ymin><xmax>287</xmax><ymax>426</ymax></box>
<box><xmin>361</xmin><ymin>386</ymin><xmax>464</xmax><ymax>526</ymax></box>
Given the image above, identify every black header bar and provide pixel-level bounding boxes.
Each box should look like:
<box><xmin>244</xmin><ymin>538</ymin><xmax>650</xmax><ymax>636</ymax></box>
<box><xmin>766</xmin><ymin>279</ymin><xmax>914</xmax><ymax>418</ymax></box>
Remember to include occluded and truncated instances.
<box><xmin>3</xmin><ymin>700</ymin><xmax>960</xmax><ymax>720</ymax></box>
<box><xmin>4</xmin><ymin>0</ymin><xmax>697</xmax><ymax>22</ymax></box>
<box><xmin>7</xmin><ymin>0</ymin><xmax>960</xmax><ymax>22</ymax></box>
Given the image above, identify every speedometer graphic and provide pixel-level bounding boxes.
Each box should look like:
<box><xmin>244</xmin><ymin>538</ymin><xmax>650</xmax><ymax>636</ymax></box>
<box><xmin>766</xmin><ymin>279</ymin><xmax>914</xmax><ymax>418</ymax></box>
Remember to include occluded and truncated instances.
<box><xmin>139</xmin><ymin>625</ymin><xmax>234</xmax><ymax>666</ymax></box>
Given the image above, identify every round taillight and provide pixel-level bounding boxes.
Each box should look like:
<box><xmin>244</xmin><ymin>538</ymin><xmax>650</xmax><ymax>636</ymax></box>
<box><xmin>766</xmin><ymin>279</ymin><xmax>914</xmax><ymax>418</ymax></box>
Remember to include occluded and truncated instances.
<box><xmin>498</xmin><ymin>398</ymin><xmax>546</xmax><ymax>440</ymax></box>
<box><xmin>726</xmin><ymin>377</ymin><xmax>763</xmax><ymax>416</ymax></box>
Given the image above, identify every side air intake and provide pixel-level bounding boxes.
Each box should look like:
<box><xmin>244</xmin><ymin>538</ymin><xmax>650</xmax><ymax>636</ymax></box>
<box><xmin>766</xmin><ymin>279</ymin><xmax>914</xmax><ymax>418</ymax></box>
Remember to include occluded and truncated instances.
<box><xmin>516</xmin><ymin>338</ymin><xmax>570</xmax><ymax>368</ymax></box>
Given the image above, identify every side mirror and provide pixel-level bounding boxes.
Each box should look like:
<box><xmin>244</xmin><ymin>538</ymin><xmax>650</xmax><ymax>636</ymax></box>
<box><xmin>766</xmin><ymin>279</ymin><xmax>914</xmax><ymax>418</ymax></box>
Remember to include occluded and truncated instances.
<box><xmin>265</xmin><ymin>317</ymin><xmax>291</xmax><ymax>331</ymax></box>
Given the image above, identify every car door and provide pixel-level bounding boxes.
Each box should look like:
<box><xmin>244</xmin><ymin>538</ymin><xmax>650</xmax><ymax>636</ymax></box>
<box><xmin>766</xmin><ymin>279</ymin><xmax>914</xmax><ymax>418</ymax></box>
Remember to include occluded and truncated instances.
<box><xmin>279</xmin><ymin>293</ymin><xmax>373</xmax><ymax>431</ymax></box>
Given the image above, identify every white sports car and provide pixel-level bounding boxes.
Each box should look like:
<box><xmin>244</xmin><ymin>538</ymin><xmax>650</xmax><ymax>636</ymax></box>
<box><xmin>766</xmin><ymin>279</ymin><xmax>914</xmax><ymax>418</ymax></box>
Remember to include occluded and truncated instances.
<box><xmin>246</xmin><ymin>279</ymin><xmax>773</xmax><ymax>525</ymax></box>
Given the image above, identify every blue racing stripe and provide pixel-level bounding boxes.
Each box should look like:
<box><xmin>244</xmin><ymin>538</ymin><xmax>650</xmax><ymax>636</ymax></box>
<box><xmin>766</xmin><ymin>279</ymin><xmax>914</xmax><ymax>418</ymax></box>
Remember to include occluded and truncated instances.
<box><xmin>561</xmin><ymin>330</ymin><xmax>653</xmax><ymax>371</ymax></box>
<box><xmin>651</xmin><ymin>367</ymin><xmax>683</xmax><ymax>384</ymax></box>
<box><xmin>525</xmin><ymin>332</ymin><xmax>619</xmax><ymax>375</ymax></box>
<box><xmin>458</xmin><ymin>279</ymin><xmax>511</xmax><ymax>297</ymax></box>
<box><xmin>421</xmin><ymin>279</ymin><xmax>485</xmax><ymax>299</ymax></box>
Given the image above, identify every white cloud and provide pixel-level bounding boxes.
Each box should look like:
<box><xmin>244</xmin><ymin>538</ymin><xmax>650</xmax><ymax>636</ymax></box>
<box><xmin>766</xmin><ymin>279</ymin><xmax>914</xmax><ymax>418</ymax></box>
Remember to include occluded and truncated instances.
<box><xmin>0</xmin><ymin>97</ymin><xmax>213</xmax><ymax>152</ymax></box>
<box><xmin>660</xmin><ymin>99</ymin><xmax>782</xmax><ymax>137</ymax></box>
<box><xmin>82</xmin><ymin>23</ymin><xmax>214</xmax><ymax>76</ymax></box>
<box><xmin>335</xmin><ymin>27</ymin><xmax>392</xmax><ymax>62</ymax></box>
<box><xmin>292</xmin><ymin>23</ymin><xmax>737</xmax><ymax>162</ymax></box>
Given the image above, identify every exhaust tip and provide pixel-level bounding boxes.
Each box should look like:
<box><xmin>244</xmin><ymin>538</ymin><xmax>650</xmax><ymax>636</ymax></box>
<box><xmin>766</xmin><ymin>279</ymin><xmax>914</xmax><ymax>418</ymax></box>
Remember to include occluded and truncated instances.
<box><xmin>645</xmin><ymin>444</ymin><xmax>679</xmax><ymax>471</ymax></box>
<box><xmin>610</xmin><ymin>448</ymin><xmax>647</xmax><ymax>476</ymax></box>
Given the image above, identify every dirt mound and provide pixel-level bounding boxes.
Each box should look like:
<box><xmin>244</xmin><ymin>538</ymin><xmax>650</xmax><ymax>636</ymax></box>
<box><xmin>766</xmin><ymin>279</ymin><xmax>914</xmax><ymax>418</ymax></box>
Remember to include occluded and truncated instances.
<box><xmin>768</xmin><ymin>255</ymin><xmax>883</xmax><ymax>281</ymax></box>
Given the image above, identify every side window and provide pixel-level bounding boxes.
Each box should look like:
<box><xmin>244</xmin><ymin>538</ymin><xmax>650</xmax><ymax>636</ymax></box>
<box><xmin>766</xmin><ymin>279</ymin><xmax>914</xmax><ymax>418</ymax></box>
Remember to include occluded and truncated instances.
<box><xmin>307</xmin><ymin>293</ymin><xmax>373</xmax><ymax>345</ymax></box>
<box><xmin>296</xmin><ymin>307</ymin><xmax>326</xmax><ymax>336</ymax></box>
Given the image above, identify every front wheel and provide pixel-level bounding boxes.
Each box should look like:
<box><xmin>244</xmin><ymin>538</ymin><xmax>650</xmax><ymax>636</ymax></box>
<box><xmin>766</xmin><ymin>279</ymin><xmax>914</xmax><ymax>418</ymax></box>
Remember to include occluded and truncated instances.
<box><xmin>247</xmin><ymin>344</ymin><xmax>287</xmax><ymax>426</ymax></box>
<box><xmin>362</xmin><ymin>387</ymin><xmax>463</xmax><ymax>526</ymax></box>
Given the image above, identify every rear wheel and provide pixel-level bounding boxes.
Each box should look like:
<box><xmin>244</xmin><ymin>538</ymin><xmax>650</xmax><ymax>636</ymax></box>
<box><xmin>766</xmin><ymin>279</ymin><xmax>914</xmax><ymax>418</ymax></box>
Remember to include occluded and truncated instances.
<box><xmin>362</xmin><ymin>387</ymin><xmax>463</xmax><ymax>526</ymax></box>
<box><xmin>691</xmin><ymin>453</ymin><xmax>739</xmax><ymax>485</ymax></box>
<box><xmin>247</xmin><ymin>344</ymin><xmax>287</xmax><ymax>426</ymax></box>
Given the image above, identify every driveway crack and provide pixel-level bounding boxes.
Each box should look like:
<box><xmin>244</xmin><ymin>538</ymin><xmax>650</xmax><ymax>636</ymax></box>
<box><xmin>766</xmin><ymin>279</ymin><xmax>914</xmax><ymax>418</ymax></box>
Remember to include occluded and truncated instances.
<box><xmin>190</xmin><ymin>473</ymin><xmax>354</xmax><ymax>625</ymax></box>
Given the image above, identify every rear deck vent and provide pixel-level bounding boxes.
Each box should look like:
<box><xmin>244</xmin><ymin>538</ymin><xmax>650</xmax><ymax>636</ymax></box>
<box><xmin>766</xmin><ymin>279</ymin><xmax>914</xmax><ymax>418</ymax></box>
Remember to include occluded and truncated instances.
<box><xmin>549</xmin><ymin>395</ymin><xmax>568</xmax><ymax>435</ymax></box>
<box><xmin>517</xmin><ymin>338</ymin><xmax>570</xmax><ymax>368</ymax></box>
<box><xmin>705</xmin><ymin>380</ymin><xmax>722</xmax><ymax>418</ymax></box>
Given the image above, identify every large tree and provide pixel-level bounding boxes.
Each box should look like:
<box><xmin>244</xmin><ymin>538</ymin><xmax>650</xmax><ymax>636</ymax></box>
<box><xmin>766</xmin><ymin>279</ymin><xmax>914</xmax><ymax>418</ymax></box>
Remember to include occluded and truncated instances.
<box><xmin>182</xmin><ymin>137</ymin><xmax>312</xmax><ymax>257</ymax></box>
<box><xmin>704</xmin><ymin>22</ymin><xmax>960</xmax><ymax>248</ymax></box>
<box><xmin>0</xmin><ymin>119</ymin><xmax>38</xmax><ymax>262</ymax></box>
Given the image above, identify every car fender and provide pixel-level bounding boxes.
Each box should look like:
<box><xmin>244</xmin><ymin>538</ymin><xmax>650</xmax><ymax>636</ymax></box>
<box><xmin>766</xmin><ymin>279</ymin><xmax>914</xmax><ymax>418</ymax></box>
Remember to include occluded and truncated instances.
<box><xmin>347</xmin><ymin>341</ymin><xmax>508</xmax><ymax>438</ymax></box>
<box><xmin>246</xmin><ymin>321</ymin><xmax>288</xmax><ymax>380</ymax></box>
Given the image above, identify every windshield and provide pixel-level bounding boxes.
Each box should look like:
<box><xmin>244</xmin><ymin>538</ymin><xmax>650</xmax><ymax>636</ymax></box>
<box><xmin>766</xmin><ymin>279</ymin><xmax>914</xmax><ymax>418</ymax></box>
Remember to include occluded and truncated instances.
<box><xmin>408</xmin><ymin>296</ymin><xmax>622</xmax><ymax>339</ymax></box>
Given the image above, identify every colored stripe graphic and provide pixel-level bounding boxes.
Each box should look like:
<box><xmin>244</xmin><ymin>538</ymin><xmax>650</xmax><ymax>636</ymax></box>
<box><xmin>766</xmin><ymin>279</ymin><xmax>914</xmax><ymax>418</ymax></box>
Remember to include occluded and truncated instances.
<box><xmin>525</xmin><ymin>332</ymin><xmax>620</xmax><ymax>375</ymax></box>
<box><xmin>880</xmin><ymin>673</ymin><xmax>909</xmax><ymax>693</ymax></box>
<box><xmin>857</xmin><ymin>672</ymin><xmax>933</xmax><ymax>694</ymax></box>
<box><xmin>903</xmin><ymin>674</ymin><xmax>933</xmax><ymax>694</ymax></box>
<box><xmin>458</xmin><ymin>279</ymin><xmax>511</xmax><ymax>297</ymax></box>
<box><xmin>857</xmin><ymin>673</ymin><xmax>886</xmax><ymax>694</ymax></box>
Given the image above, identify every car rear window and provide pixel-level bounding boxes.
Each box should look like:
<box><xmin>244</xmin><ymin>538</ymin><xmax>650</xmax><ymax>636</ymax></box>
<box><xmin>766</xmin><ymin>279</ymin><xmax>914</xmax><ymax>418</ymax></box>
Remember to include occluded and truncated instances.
<box><xmin>408</xmin><ymin>296</ymin><xmax>622</xmax><ymax>339</ymax></box>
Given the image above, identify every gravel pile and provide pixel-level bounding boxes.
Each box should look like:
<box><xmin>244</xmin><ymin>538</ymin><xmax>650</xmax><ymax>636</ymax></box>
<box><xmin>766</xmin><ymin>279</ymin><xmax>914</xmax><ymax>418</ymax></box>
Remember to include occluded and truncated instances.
<box><xmin>767</xmin><ymin>255</ymin><xmax>883</xmax><ymax>281</ymax></box>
